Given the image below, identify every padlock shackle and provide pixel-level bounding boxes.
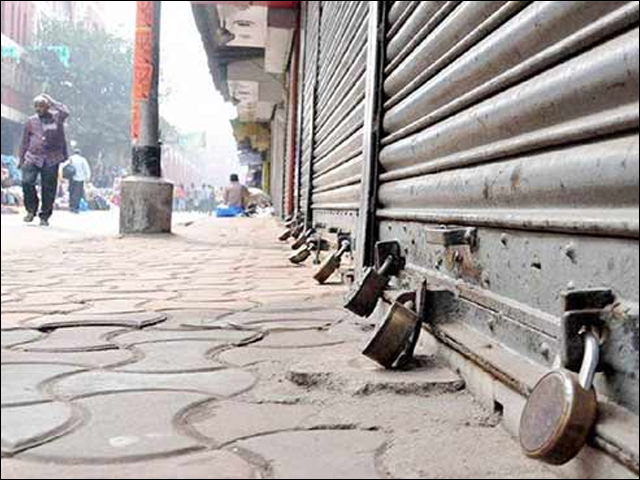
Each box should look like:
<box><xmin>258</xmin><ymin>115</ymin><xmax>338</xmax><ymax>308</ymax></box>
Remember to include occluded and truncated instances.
<box><xmin>378</xmin><ymin>255</ymin><xmax>395</xmax><ymax>277</ymax></box>
<box><xmin>336</xmin><ymin>240</ymin><xmax>351</xmax><ymax>259</ymax></box>
<box><xmin>579</xmin><ymin>330</ymin><xmax>601</xmax><ymax>390</ymax></box>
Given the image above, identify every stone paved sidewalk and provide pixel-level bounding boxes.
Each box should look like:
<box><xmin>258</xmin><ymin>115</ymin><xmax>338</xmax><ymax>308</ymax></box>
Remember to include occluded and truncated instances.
<box><xmin>1</xmin><ymin>218</ymin><xmax>560</xmax><ymax>479</ymax></box>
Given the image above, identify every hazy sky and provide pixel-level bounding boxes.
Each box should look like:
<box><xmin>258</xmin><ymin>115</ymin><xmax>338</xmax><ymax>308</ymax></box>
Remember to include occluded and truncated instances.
<box><xmin>102</xmin><ymin>1</ymin><xmax>240</xmax><ymax>182</ymax></box>
<box><xmin>103</xmin><ymin>2</ymin><xmax>237</xmax><ymax>136</ymax></box>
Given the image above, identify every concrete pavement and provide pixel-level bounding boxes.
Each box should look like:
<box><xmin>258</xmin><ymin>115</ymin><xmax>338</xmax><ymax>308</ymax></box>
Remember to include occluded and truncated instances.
<box><xmin>1</xmin><ymin>210</ymin><xmax>203</xmax><ymax>253</ymax></box>
<box><xmin>1</xmin><ymin>218</ymin><xmax>561</xmax><ymax>479</ymax></box>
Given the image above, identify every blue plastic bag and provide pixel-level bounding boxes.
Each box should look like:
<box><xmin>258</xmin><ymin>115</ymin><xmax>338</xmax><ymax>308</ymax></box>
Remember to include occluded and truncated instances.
<box><xmin>216</xmin><ymin>205</ymin><xmax>244</xmax><ymax>218</ymax></box>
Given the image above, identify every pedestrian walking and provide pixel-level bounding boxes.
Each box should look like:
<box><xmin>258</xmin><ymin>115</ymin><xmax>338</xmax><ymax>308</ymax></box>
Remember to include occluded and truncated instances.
<box><xmin>18</xmin><ymin>94</ymin><xmax>70</xmax><ymax>226</ymax></box>
<box><xmin>64</xmin><ymin>148</ymin><xmax>92</xmax><ymax>214</ymax></box>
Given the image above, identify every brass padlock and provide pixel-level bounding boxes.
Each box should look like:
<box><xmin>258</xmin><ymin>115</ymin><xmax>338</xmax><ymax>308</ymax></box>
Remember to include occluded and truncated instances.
<box><xmin>519</xmin><ymin>329</ymin><xmax>601</xmax><ymax>465</ymax></box>
<box><xmin>362</xmin><ymin>300</ymin><xmax>419</xmax><ymax>369</ymax></box>
<box><xmin>292</xmin><ymin>224</ymin><xmax>305</xmax><ymax>239</ymax></box>
<box><xmin>278</xmin><ymin>228</ymin><xmax>293</xmax><ymax>242</ymax></box>
<box><xmin>292</xmin><ymin>228</ymin><xmax>314</xmax><ymax>250</ymax></box>
<box><xmin>314</xmin><ymin>241</ymin><xmax>350</xmax><ymax>284</ymax></box>
<box><xmin>289</xmin><ymin>244</ymin><xmax>312</xmax><ymax>264</ymax></box>
<box><xmin>344</xmin><ymin>255</ymin><xmax>395</xmax><ymax>317</ymax></box>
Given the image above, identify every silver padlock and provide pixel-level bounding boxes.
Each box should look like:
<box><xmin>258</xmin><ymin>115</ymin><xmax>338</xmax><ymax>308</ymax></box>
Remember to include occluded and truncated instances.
<box><xmin>520</xmin><ymin>328</ymin><xmax>602</xmax><ymax>465</ymax></box>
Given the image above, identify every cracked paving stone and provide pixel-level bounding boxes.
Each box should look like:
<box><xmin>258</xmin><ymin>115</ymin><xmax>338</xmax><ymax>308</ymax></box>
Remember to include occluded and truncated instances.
<box><xmin>256</xmin><ymin>330</ymin><xmax>347</xmax><ymax>349</ymax></box>
<box><xmin>1</xmin><ymin>363</ymin><xmax>86</xmax><ymax>407</ymax></box>
<box><xmin>380</xmin><ymin>425</ymin><xmax>561</xmax><ymax>479</ymax></box>
<box><xmin>51</xmin><ymin>369</ymin><xmax>257</xmax><ymax>399</ymax></box>
<box><xmin>1</xmin><ymin>303</ymin><xmax>86</xmax><ymax>315</ymax></box>
<box><xmin>185</xmin><ymin>401</ymin><xmax>320</xmax><ymax>445</ymax></box>
<box><xmin>241</xmin><ymin>320</ymin><xmax>335</xmax><ymax>333</ymax></box>
<box><xmin>0</xmin><ymin>314</ymin><xmax>39</xmax><ymax>329</ymax></box>
<box><xmin>17</xmin><ymin>327</ymin><xmax>123</xmax><ymax>353</ymax></box>
<box><xmin>1</xmin><ymin>401</ymin><xmax>79</xmax><ymax>455</ymax></box>
<box><xmin>300</xmin><ymin>392</ymin><xmax>501</xmax><ymax>434</ymax></box>
<box><xmin>100</xmin><ymin>281</ymin><xmax>170</xmax><ymax>293</ymax></box>
<box><xmin>1</xmin><ymin>450</ymin><xmax>260</xmax><ymax>479</ymax></box>
<box><xmin>7</xmin><ymin>293</ymin><xmax>76</xmax><ymax>307</ymax></box>
<box><xmin>217</xmin><ymin>344</ymin><xmax>354</xmax><ymax>368</ymax></box>
<box><xmin>20</xmin><ymin>390</ymin><xmax>210</xmax><ymax>463</ymax></box>
<box><xmin>249</xmin><ymin>297</ymin><xmax>345</xmax><ymax>314</ymax></box>
<box><xmin>177</xmin><ymin>292</ymin><xmax>252</xmax><ymax>303</ymax></box>
<box><xmin>22</xmin><ymin>312</ymin><xmax>166</xmax><ymax>330</ymax></box>
<box><xmin>222</xmin><ymin>310</ymin><xmax>347</xmax><ymax>326</ymax></box>
<box><xmin>156</xmin><ymin>310</ymin><xmax>235</xmax><ymax>330</ymax></box>
<box><xmin>77</xmin><ymin>300</ymin><xmax>148</xmax><ymax>316</ymax></box>
<box><xmin>1</xmin><ymin>329</ymin><xmax>43</xmax><ymax>348</ymax></box>
<box><xmin>0</xmin><ymin>348</ymin><xmax>137</xmax><ymax>369</ymax></box>
<box><xmin>69</xmin><ymin>291</ymin><xmax>178</xmax><ymax>303</ymax></box>
<box><xmin>147</xmin><ymin>300</ymin><xmax>257</xmax><ymax>312</ymax></box>
<box><xmin>232</xmin><ymin>430</ymin><xmax>386</xmax><ymax>479</ymax></box>
<box><xmin>116</xmin><ymin>340</ymin><xmax>228</xmax><ymax>373</ymax></box>
<box><xmin>287</xmin><ymin>351</ymin><xmax>465</xmax><ymax>397</ymax></box>
<box><xmin>108</xmin><ymin>328</ymin><xmax>260</xmax><ymax>347</ymax></box>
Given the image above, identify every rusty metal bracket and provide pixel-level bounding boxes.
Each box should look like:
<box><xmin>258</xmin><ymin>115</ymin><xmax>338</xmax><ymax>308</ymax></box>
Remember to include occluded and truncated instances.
<box><xmin>561</xmin><ymin>288</ymin><xmax>615</xmax><ymax>373</ymax></box>
<box><xmin>425</xmin><ymin>226</ymin><xmax>478</xmax><ymax>248</ymax></box>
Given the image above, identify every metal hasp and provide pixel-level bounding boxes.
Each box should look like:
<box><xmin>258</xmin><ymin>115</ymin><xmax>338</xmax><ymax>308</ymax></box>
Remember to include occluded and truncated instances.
<box><xmin>289</xmin><ymin>231</ymin><xmax>327</xmax><ymax>265</ymax></box>
<box><xmin>314</xmin><ymin>235</ymin><xmax>352</xmax><ymax>284</ymax></box>
<box><xmin>344</xmin><ymin>240</ymin><xmax>405</xmax><ymax>317</ymax></box>
<box><xmin>561</xmin><ymin>289</ymin><xmax>615</xmax><ymax>372</ymax></box>
<box><xmin>310</xmin><ymin>232</ymin><xmax>331</xmax><ymax>265</ymax></box>
<box><xmin>519</xmin><ymin>288</ymin><xmax>614</xmax><ymax>465</ymax></box>
<box><xmin>424</xmin><ymin>226</ymin><xmax>478</xmax><ymax>248</ymax></box>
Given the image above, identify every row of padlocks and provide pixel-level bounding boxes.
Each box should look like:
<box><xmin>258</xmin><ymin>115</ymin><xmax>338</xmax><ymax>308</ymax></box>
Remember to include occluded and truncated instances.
<box><xmin>277</xmin><ymin>220</ymin><xmax>606</xmax><ymax>467</ymax></box>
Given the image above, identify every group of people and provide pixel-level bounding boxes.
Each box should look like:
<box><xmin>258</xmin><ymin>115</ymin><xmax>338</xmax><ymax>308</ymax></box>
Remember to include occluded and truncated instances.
<box><xmin>16</xmin><ymin>93</ymin><xmax>257</xmax><ymax>225</ymax></box>
<box><xmin>174</xmin><ymin>183</ymin><xmax>218</xmax><ymax>213</ymax></box>
<box><xmin>15</xmin><ymin>93</ymin><xmax>124</xmax><ymax>223</ymax></box>
<box><xmin>173</xmin><ymin>175</ymin><xmax>253</xmax><ymax>217</ymax></box>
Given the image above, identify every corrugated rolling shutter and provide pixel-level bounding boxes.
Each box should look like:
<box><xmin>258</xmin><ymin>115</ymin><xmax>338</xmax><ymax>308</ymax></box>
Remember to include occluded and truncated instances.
<box><xmin>378</xmin><ymin>1</ymin><xmax>639</xmax><ymax>413</ymax></box>
<box><xmin>298</xmin><ymin>1</ymin><xmax>320</xmax><ymax>220</ymax></box>
<box><xmin>283</xmin><ymin>55</ymin><xmax>299</xmax><ymax>218</ymax></box>
<box><xmin>309</xmin><ymin>1</ymin><xmax>369</xmax><ymax>231</ymax></box>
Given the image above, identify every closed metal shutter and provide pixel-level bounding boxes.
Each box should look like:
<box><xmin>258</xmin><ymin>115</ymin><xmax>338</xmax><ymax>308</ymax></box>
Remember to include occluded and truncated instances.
<box><xmin>377</xmin><ymin>1</ymin><xmax>639</xmax><ymax>413</ymax></box>
<box><xmin>297</xmin><ymin>1</ymin><xmax>320</xmax><ymax>221</ymax></box>
<box><xmin>309</xmin><ymin>1</ymin><xmax>370</xmax><ymax>232</ymax></box>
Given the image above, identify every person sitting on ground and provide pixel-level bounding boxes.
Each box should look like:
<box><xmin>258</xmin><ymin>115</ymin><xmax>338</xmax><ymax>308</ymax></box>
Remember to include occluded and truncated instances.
<box><xmin>223</xmin><ymin>174</ymin><xmax>250</xmax><ymax>212</ymax></box>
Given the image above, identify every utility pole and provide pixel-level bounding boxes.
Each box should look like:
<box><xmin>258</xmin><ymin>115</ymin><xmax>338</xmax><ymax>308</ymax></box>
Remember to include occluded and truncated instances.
<box><xmin>120</xmin><ymin>0</ymin><xmax>174</xmax><ymax>234</ymax></box>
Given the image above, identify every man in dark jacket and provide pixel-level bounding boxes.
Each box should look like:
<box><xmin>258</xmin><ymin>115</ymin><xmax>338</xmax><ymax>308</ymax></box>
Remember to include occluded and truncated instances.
<box><xmin>19</xmin><ymin>94</ymin><xmax>70</xmax><ymax>226</ymax></box>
